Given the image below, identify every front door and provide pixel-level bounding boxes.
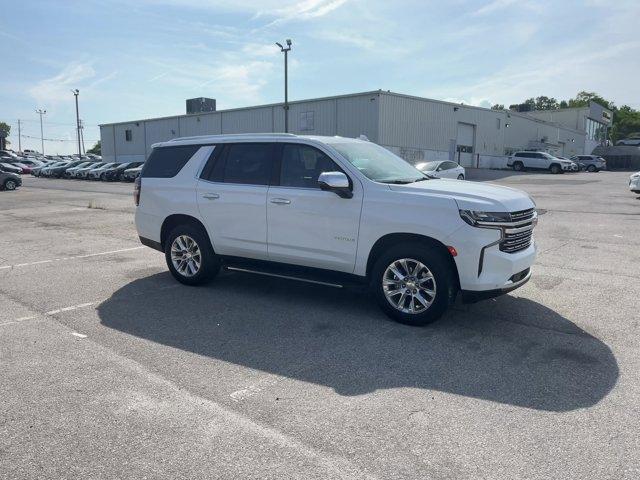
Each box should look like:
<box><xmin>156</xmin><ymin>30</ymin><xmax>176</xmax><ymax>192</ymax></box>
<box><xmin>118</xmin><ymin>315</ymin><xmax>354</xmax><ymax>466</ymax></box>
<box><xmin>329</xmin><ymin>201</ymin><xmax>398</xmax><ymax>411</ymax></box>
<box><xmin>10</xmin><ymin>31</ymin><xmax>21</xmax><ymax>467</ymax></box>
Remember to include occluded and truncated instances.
<box><xmin>196</xmin><ymin>143</ymin><xmax>274</xmax><ymax>260</ymax></box>
<box><xmin>267</xmin><ymin>143</ymin><xmax>363</xmax><ymax>273</ymax></box>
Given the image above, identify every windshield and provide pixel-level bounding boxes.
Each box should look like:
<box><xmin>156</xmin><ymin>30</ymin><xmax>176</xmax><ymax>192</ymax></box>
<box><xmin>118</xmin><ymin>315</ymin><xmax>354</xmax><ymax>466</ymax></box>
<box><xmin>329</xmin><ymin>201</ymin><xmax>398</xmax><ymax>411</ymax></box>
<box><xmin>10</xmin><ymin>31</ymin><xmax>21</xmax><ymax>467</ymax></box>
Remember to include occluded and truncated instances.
<box><xmin>416</xmin><ymin>161</ymin><xmax>439</xmax><ymax>171</ymax></box>
<box><xmin>330</xmin><ymin>142</ymin><xmax>426</xmax><ymax>183</ymax></box>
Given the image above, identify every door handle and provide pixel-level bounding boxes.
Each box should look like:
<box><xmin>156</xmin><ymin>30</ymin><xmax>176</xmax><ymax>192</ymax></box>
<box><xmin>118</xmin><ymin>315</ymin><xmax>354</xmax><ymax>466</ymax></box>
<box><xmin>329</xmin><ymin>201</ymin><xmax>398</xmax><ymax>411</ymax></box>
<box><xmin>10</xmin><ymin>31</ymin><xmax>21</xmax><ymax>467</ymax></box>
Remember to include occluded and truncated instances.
<box><xmin>270</xmin><ymin>198</ymin><xmax>291</xmax><ymax>205</ymax></box>
<box><xmin>202</xmin><ymin>193</ymin><xmax>220</xmax><ymax>200</ymax></box>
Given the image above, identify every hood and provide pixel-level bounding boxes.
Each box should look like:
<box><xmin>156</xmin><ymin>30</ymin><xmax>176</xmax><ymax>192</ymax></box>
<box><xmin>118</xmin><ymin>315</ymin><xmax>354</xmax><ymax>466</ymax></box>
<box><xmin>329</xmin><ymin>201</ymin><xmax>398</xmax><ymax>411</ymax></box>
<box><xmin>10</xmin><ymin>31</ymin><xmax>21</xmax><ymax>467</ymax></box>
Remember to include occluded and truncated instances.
<box><xmin>388</xmin><ymin>179</ymin><xmax>535</xmax><ymax>212</ymax></box>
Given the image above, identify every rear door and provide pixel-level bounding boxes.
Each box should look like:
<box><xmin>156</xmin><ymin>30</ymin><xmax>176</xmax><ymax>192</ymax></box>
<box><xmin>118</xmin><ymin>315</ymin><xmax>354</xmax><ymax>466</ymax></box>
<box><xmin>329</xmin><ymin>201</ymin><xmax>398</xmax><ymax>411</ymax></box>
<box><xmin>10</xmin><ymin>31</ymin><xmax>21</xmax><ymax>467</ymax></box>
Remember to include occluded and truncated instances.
<box><xmin>197</xmin><ymin>143</ymin><xmax>273</xmax><ymax>260</ymax></box>
<box><xmin>266</xmin><ymin>142</ymin><xmax>363</xmax><ymax>273</ymax></box>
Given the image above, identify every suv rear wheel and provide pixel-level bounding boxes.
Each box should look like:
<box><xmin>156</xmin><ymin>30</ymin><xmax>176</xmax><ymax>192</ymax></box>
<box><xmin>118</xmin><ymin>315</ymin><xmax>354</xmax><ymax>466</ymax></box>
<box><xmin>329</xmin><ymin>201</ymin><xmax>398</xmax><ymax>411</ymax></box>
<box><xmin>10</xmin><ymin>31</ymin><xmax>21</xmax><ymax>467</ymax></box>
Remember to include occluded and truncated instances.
<box><xmin>587</xmin><ymin>164</ymin><xmax>596</xmax><ymax>172</ymax></box>
<box><xmin>371</xmin><ymin>243</ymin><xmax>455</xmax><ymax>326</ymax></box>
<box><xmin>513</xmin><ymin>161</ymin><xmax>524</xmax><ymax>172</ymax></box>
<box><xmin>165</xmin><ymin>224</ymin><xmax>220</xmax><ymax>285</ymax></box>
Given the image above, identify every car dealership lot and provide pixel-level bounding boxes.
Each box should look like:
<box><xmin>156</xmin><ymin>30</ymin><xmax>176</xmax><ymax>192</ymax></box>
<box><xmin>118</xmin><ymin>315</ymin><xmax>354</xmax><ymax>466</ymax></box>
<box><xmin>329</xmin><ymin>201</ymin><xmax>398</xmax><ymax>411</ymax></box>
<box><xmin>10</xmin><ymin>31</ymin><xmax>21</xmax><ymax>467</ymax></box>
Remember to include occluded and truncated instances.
<box><xmin>1</xmin><ymin>173</ymin><xmax>639</xmax><ymax>479</ymax></box>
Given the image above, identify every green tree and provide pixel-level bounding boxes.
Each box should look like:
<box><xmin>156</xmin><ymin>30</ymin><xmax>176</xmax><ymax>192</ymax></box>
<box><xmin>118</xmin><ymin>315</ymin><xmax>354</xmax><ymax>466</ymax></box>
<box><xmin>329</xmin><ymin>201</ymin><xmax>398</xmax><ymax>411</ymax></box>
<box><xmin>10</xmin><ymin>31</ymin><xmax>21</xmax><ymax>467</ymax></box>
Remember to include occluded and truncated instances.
<box><xmin>87</xmin><ymin>140</ymin><xmax>101</xmax><ymax>155</ymax></box>
<box><xmin>534</xmin><ymin>96</ymin><xmax>559</xmax><ymax>110</ymax></box>
<box><xmin>0</xmin><ymin>122</ymin><xmax>10</xmax><ymax>150</ymax></box>
<box><xmin>491</xmin><ymin>104</ymin><xmax>505</xmax><ymax>110</ymax></box>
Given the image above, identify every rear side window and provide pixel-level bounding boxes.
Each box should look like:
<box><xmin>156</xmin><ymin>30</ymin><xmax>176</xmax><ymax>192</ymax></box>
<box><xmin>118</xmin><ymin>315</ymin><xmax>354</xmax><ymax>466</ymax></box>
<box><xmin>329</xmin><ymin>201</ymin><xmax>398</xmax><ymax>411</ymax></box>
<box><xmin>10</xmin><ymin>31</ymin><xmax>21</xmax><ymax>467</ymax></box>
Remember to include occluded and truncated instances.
<box><xmin>202</xmin><ymin>143</ymin><xmax>274</xmax><ymax>185</ymax></box>
<box><xmin>142</xmin><ymin>145</ymin><xmax>200</xmax><ymax>178</ymax></box>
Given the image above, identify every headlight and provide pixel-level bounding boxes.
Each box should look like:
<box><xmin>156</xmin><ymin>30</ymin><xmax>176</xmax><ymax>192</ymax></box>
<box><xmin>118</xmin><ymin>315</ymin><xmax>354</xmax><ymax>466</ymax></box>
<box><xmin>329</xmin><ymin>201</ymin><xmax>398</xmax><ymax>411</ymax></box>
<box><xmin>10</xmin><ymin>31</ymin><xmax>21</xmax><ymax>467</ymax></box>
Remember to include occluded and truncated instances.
<box><xmin>459</xmin><ymin>210</ymin><xmax>512</xmax><ymax>226</ymax></box>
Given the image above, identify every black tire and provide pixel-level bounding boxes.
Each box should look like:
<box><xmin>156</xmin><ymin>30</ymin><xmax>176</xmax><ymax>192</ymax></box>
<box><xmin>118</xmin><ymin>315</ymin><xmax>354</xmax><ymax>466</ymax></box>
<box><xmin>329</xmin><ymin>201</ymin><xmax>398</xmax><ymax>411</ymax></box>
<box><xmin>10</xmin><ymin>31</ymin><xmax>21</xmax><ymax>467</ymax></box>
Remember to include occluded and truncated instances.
<box><xmin>100</xmin><ymin>173</ymin><xmax>107</xmax><ymax>181</ymax></box>
<box><xmin>587</xmin><ymin>164</ymin><xmax>596</xmax><ymax>172</ymax></box>
<box><xmin>550</xmin><ymin>164</ymin><xmax>561</xmax><ymax>174</ymax></box>
<box><xmin>513</xmin><ymin>162</ymin><xmax>524</xmax><ymax>172</ymax></box>
<box><xmin>370</xmin><ymin>243</ymin><xmax>456</xmax><ymax>326</ymax></box>
<box><xmin>165</xmin><ymin>224</ymin><xmax>220</xmax><ymax>286</ymax></box>
<box><xmin>457</xmin><ymin>174</ymin><xmax>464</xmax><ymax>180</ymax></box>
<box><xmin>4</xmin><ymin>179</ymin><xmax>18</xmax><ymax>191</ymax></box>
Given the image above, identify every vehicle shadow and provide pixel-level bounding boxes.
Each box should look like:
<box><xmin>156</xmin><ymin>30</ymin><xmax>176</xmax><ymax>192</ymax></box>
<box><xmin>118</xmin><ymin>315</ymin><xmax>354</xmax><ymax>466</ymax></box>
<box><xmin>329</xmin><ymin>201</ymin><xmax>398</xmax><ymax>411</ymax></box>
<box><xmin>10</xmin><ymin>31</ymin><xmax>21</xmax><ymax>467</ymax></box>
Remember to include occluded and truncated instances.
<box><xmin>98</xmin><ymin>271</ymin><xmax>619</xmax><ymax>412</ymax></box>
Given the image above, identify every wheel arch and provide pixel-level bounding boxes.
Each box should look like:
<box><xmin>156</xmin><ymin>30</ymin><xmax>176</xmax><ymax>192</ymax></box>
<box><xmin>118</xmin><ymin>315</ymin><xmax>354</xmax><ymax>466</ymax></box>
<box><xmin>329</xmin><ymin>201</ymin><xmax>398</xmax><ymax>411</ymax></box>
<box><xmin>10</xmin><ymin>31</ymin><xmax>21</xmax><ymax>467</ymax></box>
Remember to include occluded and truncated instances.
<box><xmin>365</xmin><ymin>233</ymin><xmax>460</xmax><ymax>289</ymax></box>
<box><xmin>160</xmin><ymin>214</ymin><xmax>213</xmax><ymax>251</ymax></box>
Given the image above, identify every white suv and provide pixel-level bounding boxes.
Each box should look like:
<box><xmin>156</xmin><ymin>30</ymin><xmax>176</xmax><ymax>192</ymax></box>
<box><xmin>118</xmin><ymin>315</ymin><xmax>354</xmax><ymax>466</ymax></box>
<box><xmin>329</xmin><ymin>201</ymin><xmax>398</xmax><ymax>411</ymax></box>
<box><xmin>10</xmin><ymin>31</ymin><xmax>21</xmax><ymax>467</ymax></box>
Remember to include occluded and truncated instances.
<box><xmin>507</xmin><ymin>151</ymin><xmax>577</xmax><ymax>173</ymax></box>
<box><xmin>135</xmin><ymin>134</ymin><xmax>537</xmax><ymax>326</ymax></box>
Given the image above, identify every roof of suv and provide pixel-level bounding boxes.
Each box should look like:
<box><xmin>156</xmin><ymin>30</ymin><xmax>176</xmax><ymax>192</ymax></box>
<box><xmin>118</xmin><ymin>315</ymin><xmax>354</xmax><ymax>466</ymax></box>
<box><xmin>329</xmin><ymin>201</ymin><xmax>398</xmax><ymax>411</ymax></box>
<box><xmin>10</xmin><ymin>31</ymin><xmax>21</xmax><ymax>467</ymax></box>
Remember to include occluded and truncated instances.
<box><xmin>154</xmin><ymin>133</ymin><xmax>365</xmax><ymax>149</ymax></box>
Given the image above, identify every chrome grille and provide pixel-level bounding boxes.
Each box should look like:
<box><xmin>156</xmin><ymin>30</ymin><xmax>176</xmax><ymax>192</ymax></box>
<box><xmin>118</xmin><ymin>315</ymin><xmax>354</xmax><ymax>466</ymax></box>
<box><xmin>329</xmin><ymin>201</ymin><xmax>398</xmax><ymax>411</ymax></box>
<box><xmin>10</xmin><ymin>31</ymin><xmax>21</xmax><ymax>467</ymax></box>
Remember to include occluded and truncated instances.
<box><xmin>500</xmin><ymin>208</ymin><xmax>536</xmax><ymax>253</ymax></box>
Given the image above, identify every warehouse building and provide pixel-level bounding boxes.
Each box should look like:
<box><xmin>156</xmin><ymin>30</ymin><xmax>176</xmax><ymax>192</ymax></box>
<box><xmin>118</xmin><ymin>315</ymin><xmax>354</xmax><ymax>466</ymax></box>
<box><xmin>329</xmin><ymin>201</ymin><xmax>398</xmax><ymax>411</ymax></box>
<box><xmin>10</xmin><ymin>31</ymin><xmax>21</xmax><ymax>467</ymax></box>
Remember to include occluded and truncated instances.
<box><xmin>100</xmin><ymin>90</ymin><xmax>586</xmax><ymax>168</ymax></box>
<box><xmin>525</xmin><ymin>101</ymin><xmax>613</xmax><ymax>155</ymax></box>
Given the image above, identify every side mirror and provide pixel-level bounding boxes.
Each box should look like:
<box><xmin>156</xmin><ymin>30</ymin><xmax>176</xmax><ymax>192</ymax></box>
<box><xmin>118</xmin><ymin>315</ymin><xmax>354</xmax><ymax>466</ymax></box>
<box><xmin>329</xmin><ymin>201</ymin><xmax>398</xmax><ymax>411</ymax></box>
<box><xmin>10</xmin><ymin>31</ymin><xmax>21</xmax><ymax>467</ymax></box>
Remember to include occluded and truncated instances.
<box><xmin>318</xmin><ymin>171</ymin><xmax>352</xmax><ymax>198</ymax></box>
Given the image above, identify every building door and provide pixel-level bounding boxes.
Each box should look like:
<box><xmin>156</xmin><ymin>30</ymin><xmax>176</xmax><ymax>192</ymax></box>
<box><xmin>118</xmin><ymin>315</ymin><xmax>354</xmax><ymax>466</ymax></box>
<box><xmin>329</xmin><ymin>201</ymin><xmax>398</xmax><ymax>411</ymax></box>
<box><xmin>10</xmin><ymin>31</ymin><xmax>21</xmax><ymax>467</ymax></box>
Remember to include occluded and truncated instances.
<box><xmin>456</xmin><ymin>123</ymin><xmax>475</xmax><ymax>167</ymax></box>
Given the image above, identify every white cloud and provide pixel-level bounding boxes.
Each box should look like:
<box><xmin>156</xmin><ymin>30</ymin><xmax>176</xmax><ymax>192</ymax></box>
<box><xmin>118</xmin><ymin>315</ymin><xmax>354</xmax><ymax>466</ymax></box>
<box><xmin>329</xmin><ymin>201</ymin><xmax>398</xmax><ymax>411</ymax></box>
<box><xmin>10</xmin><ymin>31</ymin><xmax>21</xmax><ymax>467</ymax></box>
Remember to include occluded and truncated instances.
<box><xmin>28</xmin><ymin>62</ymin><xmax>96</xmax><ymax>105</ymax></box>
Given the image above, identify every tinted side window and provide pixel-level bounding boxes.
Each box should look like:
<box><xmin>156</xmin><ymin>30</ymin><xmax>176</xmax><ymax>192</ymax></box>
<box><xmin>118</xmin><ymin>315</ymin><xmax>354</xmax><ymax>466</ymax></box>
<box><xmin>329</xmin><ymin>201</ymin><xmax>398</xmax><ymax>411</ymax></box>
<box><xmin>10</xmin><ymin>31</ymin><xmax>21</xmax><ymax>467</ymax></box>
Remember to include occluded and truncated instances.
<box><xmin>142</xmin><ymin>145</ymin><xmax>200</xmax><ymax>178</ymax></box>
<box><xmin>443</xmin><ymin>161</ymin><xmax>458</xmax><ymax>170</ymax></box>
<box><xmin>223</xmin><ymin>143</ymin><xmax>273</xmax><ymax>185</ymax></box>
<box><xmin>280</xmin><ymin>144</ymin><xmax>339</xmax><ymax>188</ymax></box>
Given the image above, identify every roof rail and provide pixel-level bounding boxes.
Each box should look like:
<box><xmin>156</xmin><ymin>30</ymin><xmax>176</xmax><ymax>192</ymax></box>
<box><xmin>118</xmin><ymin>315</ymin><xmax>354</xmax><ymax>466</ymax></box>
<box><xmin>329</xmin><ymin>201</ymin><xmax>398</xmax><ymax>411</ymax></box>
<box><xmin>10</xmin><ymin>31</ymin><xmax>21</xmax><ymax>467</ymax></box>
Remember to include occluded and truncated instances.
<box><xmin>167</xmin><ymin>133</ymin><xmax>298</xmax><ymax>142</ymax></box>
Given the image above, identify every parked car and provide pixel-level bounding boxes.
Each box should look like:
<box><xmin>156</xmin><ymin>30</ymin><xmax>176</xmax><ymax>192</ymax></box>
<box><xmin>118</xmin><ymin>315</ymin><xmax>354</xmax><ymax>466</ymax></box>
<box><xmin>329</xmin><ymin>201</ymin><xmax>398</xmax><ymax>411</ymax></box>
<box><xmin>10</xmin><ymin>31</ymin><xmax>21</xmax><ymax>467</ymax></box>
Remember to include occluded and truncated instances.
<box><xmin>0</xmin><ymin>162</ymin><xmax>23</xmax><ymax>174</ymax></box>
<box><xmin>40</xmin><ymin>161</ymin><xmax>71</xmax><ymax>177</ymax></box>
<box><xmin>0</xmin><ymin>171</ymin><xmax>22</xmax><ymax>191</ymax></box>
<box><xmin>102</xmin><ymin>162</ymin><xmax>143</xmax><ymax>181</ymax></box>
<box><xmin>10</xmin><ymin>162</ymin><xmax>33</xmax><ymax>174</ymax></box>
<box><xmin>86</xmin><ymin>162</ymin><xmax>117</xmax><ymax>180</ymax></box>
<box><xmin>570</xmin><ymin>155</ymin><xmax>606</xmax><ymax>172</ymax></box>
<box><xmin>507</xmin><ymin>151</ymin><xmax>577</xmax><ymax>174</ymax></box>
<box><xmin>629</xmin><ymin>172</ymin><xmax>640</xmax><ymax>195</ymax></box>
<box><xmin>74</xmin><ymin>162</ymin><xmax>105</xmax><ymax>179</ymax></box>
<box><xmin>46</xmin><ymin>160</ymin><xmax>87</xmax><ymax>178</ymax></box>
<box><xmin>415</xmin><ymin>160</ymin><xmax>466</xmax><ymax>179</ymax></box>
<box><xmin>63</xmin><ymin>161</ymin><xmax>95</xmax><ymax>178</ymax></box>
<box><xmin>7</xmin><ymin>158</ymin><xmax>44</xmax><ymax>168</ymax></box>
<box><xmin>616</xmin><ymin>138</ymin><xmax>640</xmax><ymax>146</ymax></box>
<box><xmin>122</xmin><ymin>165</ymin><xmax>143</xmax><ymax>182</ymax></box>
<box><xmin>135</xmin><ymin>134</ymin><xmax>537</xmax><ymax>326</ymax></box>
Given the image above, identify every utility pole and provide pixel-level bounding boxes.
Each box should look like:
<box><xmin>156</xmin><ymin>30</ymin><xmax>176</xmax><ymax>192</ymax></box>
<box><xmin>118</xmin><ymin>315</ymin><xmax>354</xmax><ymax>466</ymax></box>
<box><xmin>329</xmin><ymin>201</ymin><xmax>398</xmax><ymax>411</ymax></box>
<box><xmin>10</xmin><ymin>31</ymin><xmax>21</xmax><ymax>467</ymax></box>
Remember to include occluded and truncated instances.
<box><xmin>79</xmin><ymin>119</ymin><xmax>85</xmax><ymax>154</ymax></box>
<box><xmin>72</xmin><ymin>89</ymin><xmax>81</xmax><ymax>156</ymax></box>
<box><xmin>35</xmin><ymin>109</ymin><xmax>46</xmax><ymax>155</ymax></box>
<box><xmin>275</xmin><ymin>39</ymin><xmax>292</xmax><ymax>133</ymax></box>
<box><xmin>18</xmin><ymin>120</ymin><xmax>21</xmax><ymax>152</ymax></box>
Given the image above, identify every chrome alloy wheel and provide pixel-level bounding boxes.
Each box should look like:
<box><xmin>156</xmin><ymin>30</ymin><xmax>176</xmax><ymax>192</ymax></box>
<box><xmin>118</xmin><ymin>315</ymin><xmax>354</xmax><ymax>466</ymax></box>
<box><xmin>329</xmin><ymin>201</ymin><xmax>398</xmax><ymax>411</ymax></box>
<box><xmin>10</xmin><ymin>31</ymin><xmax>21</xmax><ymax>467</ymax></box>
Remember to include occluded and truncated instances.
<box><xmin>382</xmin><ymin>258</ymin><xmax>436</xmax><ymax>314</ymax></box>
<box><xmin>170</xmin><ymin>235</ymin><xmax>202</xmax><ymax>277</ymax></box>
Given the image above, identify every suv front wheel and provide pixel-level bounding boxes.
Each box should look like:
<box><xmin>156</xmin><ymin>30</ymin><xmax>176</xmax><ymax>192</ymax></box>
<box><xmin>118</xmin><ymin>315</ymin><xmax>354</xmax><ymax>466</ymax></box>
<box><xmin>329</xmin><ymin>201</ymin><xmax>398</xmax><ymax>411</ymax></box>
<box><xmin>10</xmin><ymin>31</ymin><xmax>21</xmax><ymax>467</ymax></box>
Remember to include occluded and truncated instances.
<box><xmin>165</xmin><ymin>224</ymin><xmax>220</xmax><ymax>285</ymax></box>
<box><xmin>512</xmin><ymin>161</ymin><xmax>524</xmax><ymax>172</ymax></box>
<box><xmin>371</xmin><ymin>244</ymin><xmax>456</xmax><ymax>326</ymax></box>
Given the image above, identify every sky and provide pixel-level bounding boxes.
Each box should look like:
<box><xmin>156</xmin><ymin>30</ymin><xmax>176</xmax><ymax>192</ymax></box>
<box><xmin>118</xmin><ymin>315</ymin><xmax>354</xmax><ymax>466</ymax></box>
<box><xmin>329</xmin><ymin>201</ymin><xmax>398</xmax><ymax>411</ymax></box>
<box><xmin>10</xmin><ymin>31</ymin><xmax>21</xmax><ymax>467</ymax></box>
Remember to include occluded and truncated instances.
<box><xmin>1</xmin><ymin>0</ymin><xmax>639</xmax><ymax>154</ymax></box>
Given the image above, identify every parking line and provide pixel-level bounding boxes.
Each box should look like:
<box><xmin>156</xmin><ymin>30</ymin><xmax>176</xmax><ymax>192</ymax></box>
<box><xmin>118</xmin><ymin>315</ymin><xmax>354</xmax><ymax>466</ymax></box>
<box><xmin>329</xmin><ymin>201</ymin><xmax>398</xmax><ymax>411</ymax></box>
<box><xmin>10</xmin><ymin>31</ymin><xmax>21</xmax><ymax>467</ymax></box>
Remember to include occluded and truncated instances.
<box><xmin>45</xmin><ymin>302</ymin><xmax>96</xmax><ymax>316</ymax></box>
<box><xmin>0</xmin><ymin>246</ymin><xmax>145</xmax><ymax>271</ymax></box>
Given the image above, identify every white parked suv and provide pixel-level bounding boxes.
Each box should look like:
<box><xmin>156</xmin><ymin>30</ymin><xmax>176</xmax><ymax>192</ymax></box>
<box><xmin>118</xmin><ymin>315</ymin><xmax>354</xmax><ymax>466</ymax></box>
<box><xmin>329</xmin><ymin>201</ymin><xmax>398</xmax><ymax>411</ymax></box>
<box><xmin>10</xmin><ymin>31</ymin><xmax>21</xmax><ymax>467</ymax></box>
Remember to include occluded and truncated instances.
<box><xmin>135</xmin><ymin>134</ymin><xmax>538</xmax><ymax>326</ymax></box>
<box><xmin>507</xmin><ymin>151</ymin><xmax>577</xmax><ymax>174</ymax></box>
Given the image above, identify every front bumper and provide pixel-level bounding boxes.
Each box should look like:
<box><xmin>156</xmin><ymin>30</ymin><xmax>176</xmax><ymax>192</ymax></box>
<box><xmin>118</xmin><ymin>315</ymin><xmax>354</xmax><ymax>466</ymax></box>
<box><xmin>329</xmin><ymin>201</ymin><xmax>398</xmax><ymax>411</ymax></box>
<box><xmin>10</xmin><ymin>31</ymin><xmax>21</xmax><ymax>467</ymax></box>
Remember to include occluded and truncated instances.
<box><xmin>461</xmin><ymin>268</ymin><xmax>531</xmax><ymax>303</ymax></box>
<box><xmin>630</xmin><ymin>177</ymin><xmax>640</xmax><ymax>193</ymax></box>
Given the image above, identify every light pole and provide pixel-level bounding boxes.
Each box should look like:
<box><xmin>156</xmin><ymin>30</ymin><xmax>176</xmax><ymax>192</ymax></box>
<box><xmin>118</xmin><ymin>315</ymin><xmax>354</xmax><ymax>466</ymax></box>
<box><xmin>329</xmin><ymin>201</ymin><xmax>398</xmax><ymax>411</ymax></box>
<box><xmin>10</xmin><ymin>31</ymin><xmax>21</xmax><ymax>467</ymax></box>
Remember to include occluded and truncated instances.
<box><xmin>72</xmin><ymin>89</ymin><xmax>82</xmax><ymax>156</ymax></box>
<box><xmin>276</xmin><ymin>39</ymin><xmax>292</xmax><ymax>133</ymax></box>
<box><xmin>35</xmin><ymin>108</ymin><xmax>46</xmax><ymax>155</ymax></box>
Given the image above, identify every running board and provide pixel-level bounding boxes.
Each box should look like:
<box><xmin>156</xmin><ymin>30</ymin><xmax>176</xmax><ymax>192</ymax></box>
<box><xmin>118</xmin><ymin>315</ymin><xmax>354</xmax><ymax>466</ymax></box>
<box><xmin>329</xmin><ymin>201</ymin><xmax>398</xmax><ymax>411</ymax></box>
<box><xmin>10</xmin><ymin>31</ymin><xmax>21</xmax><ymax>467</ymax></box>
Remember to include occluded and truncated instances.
<box><xmin>224</xmin><ymin>266</ymin><xmax>344</xmax><ymax>288</ymax></box>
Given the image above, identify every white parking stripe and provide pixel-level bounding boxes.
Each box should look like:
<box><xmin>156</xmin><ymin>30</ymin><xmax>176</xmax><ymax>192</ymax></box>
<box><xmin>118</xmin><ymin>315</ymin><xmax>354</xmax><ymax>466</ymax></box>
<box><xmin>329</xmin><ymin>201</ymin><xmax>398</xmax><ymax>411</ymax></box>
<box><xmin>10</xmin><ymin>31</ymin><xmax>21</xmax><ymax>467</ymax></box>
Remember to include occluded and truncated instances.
<box><xmin>0</xmin><ymin>246</ymin><xmax>145</xmax><ymax>271</ymax></box>
<box><xmin>44</xmin><ymin>302</ymin><xmax>95</xmax><ymax>316</ymax></box>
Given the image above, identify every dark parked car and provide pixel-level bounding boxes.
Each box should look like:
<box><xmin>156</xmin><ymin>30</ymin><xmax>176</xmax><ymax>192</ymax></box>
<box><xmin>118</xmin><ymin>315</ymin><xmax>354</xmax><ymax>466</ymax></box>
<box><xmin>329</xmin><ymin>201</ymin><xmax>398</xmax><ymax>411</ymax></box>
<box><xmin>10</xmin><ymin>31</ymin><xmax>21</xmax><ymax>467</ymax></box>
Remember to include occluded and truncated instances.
<box><xmin>47</xmin><ymin>160</ymin><xmax>87</xmax><ymax>178</ymax></box>
<box><xmin>122</xmin><ymin>165</ymin><xmax>143</xmax><ymax>182</ymax></box>
<box><xmin>0</xmin><ymin>171</ymin><xmax>22</xmax><ymax>191</ymax></box>
<box><xmin>0</xmin><ymin>162</ymin><xmax>23</xmax><ymax>174</ymax></box>
<box><xmin>102</xmin><ymin>162</ymin><xmax>143</xmax><ymax>181</ymax></box>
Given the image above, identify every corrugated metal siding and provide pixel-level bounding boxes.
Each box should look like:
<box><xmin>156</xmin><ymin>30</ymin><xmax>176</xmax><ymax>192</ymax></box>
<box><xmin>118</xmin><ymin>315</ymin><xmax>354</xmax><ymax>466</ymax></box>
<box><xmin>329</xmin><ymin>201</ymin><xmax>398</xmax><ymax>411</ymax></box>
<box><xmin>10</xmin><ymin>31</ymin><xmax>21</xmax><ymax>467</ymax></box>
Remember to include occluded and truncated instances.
<box><xmin>282</xmin><ymin>99</ymin><xmax>337</xmax><ymax>135</ymax></box>
<box><xmin>336</xmin><ymin>94</ymin><xmax>379</xmax><ymax>142</ymax></box>
<box><xmin>145</xmin><ymin>118</ymin><xmax>180</xmax><ymax>156</ymax></box>
<box><xmin>379</xmin><ymin>93</ymin><xmax>506</xmax><ymax>156</ymax></box>
<box><xmin>100</xmin><ymin>125</ymin><xmax>116</xmax><ymax>162</ymax></box>
<box><xmin>178</xmin><ymin>113</ymin><xmax>222</xmax><ymax>137</ymax></box>
<box><xmin>221</xmin><ymin>107</ymin><xmax>273</xmax><ymax>134</ymax></box>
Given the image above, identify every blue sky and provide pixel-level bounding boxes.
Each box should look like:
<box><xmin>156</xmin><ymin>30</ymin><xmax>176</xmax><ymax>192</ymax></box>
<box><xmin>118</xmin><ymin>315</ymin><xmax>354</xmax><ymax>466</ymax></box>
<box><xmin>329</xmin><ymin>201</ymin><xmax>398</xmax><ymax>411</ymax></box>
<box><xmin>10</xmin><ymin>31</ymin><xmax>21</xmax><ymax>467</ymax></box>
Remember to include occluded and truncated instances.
<box><xmin>1</xmin><ymin>0</ymin><xmax>639</xmax><ymax>154</ymax></box>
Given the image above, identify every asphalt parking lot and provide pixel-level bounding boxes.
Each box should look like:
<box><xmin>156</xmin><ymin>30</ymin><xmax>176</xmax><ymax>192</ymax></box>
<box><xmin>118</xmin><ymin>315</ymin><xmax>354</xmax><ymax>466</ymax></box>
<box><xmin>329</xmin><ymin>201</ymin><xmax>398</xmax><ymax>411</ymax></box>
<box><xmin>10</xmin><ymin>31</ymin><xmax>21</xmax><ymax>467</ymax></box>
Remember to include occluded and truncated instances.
<box><xmin>1</xmin><ymin>171</ymin><xmax>639</xmax><ymax>479</ymax></box>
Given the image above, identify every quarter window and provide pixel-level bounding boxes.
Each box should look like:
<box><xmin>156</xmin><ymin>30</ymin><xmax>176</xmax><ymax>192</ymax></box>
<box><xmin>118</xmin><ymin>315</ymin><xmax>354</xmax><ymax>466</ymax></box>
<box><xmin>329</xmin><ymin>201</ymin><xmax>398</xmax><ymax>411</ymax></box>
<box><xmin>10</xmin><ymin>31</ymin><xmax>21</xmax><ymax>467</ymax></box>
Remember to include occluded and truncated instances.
<box><xmin>142</xmin><ymin>145</ymin><xmax>200</xmax><ymax>178</ymax></box>
<box><xmin>280</xmin><ymin>144</ymin><xmax>339</xmax><ymax>188</ymax></box>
